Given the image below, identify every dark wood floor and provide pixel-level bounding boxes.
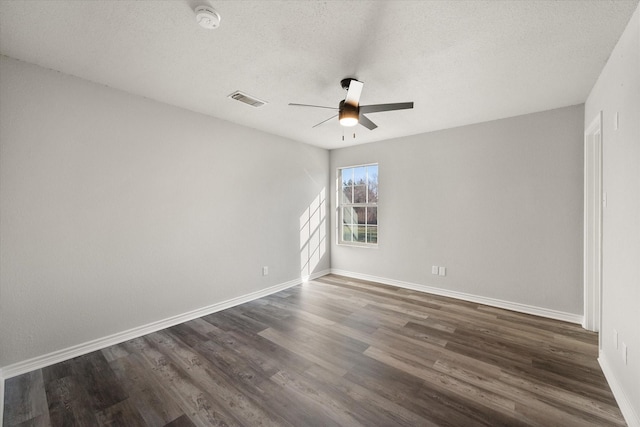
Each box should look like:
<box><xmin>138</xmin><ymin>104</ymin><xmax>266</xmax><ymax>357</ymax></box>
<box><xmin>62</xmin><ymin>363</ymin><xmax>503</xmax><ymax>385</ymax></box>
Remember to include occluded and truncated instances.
<box><xmin>3</xmin><ymin>275</ymin><xmax>626</xmax><ymax>426</ymax></box>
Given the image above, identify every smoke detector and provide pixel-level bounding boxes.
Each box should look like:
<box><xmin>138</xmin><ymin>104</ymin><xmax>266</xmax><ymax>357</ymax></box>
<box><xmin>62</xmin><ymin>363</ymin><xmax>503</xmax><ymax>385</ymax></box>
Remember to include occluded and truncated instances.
<box><xmin>195</xmin><ymin>5</ymin><xmax>221</xmax><ymax>29</ymax></box>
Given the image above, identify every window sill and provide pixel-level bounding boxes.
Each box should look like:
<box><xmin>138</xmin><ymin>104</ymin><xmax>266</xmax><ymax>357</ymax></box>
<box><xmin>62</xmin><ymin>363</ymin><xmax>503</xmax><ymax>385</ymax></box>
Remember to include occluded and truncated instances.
<box><xmin>337</xmin><ymin>242</ymin><xmax>379</xmax><ymax>249</ymax></box>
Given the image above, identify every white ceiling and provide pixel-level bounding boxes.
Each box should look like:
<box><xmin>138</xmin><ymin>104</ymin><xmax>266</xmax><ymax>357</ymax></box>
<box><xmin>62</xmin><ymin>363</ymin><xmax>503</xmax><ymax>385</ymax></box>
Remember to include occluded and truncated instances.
<box><xmin>1</xmin><ymin>0</ymin><xmax>638</xmax><ymax>150</ymax></box>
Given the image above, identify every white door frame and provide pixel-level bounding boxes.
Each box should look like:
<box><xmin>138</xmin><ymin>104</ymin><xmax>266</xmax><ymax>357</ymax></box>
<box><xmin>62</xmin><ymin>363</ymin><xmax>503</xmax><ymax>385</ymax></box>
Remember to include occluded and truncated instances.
<box><xmin>583</xmin><ymin>112</ymin><xmax>603</xmax><ymax>336</ymax></box>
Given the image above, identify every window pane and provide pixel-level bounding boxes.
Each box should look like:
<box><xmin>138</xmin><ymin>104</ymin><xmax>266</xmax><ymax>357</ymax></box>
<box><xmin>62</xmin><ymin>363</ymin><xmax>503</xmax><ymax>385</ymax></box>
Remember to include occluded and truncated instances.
<box><xmin>341</xmin><ymin>167</ymin><xmax>354</xmax><ymax>186</ymax></box>
<box><xmin>367</xmin><ymin>226</ymin><xmax>378</xmax><ymax>243</ymax></box>
<box><xmin>353</xmin><ymin>167</ymin><xmax>366</xmax><ymax>185</ymax></box>
<box><xmin>367</xmin><ymin>185</ymin><xmax>378</xmax><ymax>204</ymax></box>
<box><xmin>354</xmin><ymin>225</ymin><xmax>367</xmax><ymax>242</ymax></box>
<box><xmin>341</xmin><ymin>167</ymin><xmax>354</xmax><ymax>203</ymax></box>
<box><xmin>341</xmin><ymin>185</ymin><xmax>353</xmax><ymax>204</ymax></box>
<box><xmin>353</xmin><ymin>185</ymin><xmax>367</xmax><ymax>203</ymax></box>
<box><xmin>366</xmin><ymin>207</ymin><xmax>377</xmax><ymax>225</ymax></box>
<box><xmin>342</xmin><ymin>225</ymin><xmax>353</xmax><ymax>242</ymax></box>
<box><xmin>367</xmin><ymin>165</ymin><xmax>378</xmax><ymax>203</ymax></box>
<box><xmin>367</xmin><ymin>164</ymin><xmax>378</xmax><ymax>183</ymax></box>
<box><xmin>353</xmin><ymin>207</ymin><xmax>366</xmax><ymax>224</ymax></box>
<box><xmin>342</xmin><ymin>207</ymin><xmax>355</xmax><ymax>225</ymax></box>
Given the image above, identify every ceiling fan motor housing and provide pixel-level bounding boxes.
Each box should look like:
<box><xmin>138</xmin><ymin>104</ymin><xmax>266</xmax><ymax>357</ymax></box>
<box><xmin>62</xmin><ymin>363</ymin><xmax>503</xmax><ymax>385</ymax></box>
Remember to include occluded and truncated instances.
<box><xmin>341</xmin><ymin>78</ymin><xmax>357</xmax><ymax>91</ymax></box>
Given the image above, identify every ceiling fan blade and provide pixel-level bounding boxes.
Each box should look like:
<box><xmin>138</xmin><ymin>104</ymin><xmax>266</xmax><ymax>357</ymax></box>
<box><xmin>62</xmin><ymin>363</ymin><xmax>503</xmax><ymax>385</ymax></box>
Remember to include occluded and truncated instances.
<box><xmin>289</xmin><ymin>103</ymin><xmax>338</xmax><ymax>110</ymax></box>
<box><xmin>312</xmin><ymin>114</ymin><xmax>338</xmax><ymax>128</ymax></box>
<box><xmin>358</xmin><ymin>114</ymin><xmax>378</xmax><ymax>130</ymax></box>
<box><xmin>359</xmin><ymin>102</ymin><xmax>414</xmax><ymax>114</ymax></box>
<box><xmin>344</xmin><ymin>79</ymin><xmax>364</xmax><ymax>106</ymax></box>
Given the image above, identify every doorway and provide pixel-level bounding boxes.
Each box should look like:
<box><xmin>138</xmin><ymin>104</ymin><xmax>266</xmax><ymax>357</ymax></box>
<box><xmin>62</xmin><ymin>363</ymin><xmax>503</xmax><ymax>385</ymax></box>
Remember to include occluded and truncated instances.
<box><xmin>583</xmin><ymin>112</ymin><xmax>602</xmax><ymax>340</ymax></box>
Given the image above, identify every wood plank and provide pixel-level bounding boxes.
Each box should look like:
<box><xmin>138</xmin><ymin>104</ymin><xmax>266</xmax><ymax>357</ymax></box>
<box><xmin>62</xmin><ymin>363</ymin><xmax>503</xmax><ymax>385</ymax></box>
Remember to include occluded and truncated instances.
<box><xmin>146</xmin><ymin>330</ymin><xmax>289</xmax><ymax>427</ymax></box>
<box><xmin>121</xmin><ymin>336</ymin><xmax>238</xmax><ymax>427</ymax></box>
<box><xmin>344</xmin><ymin>354</ymin><xmax>497</xmax><ymax>426</ymax></box>
<box><xmin>258</xmin><ymin>327</ymin><xmax>350</xmax><ymax>377</ymax></box>
<box><xmin>94</xmin><ymin>398</ymin><xmax>147</xmax><ymax>427</ymax></box>
<box><xmin>108</xmin><ymin>352</ymin><xmax>185</xmax><ymax>426</ymax></box>
<box><xmin>364</xmin><ymin>346</ymin><xmax>518</xmax><ymax>415</ymax></box>
<box><xmin>164</xmin><ymin>414</ymin><xmax>197</xmax><ymax>427</ymax></box>
<box><xmin>69</xmin><ymin>351</ymin><xmax>128</xmax><ymax>412</ymax></box>
<box><xmin>45</xmin><ymin>375</ymin><xmax>99</xmax><ymax>426</ymax></box>
<box><xmin>2</xmin><ymin>371</ymin><xmax>50</xmax><ymax>426</ymax></box>
<box><xmin>192</xmin><ymin>336</ymin><xmax>333</xmax><ymax>426</ymax></box>
<box><xmin>303</xmin><ymin>364</ymin><xmax>437</xmax><ymax>427</ymax></box>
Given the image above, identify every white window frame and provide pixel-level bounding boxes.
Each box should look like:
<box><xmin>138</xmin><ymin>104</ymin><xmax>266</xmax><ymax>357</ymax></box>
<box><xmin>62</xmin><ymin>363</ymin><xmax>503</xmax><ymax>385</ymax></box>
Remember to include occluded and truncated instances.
<box><xmin>337</xmin><ymin>163</ymin><xmax>378</xmax><ymax>247</ymax></box>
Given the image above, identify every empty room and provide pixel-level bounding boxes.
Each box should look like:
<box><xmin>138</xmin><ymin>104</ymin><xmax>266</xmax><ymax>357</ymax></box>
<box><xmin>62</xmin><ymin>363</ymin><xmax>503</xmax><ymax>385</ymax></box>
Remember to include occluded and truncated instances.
<box><xmin>1</xmin><ymin>1</ymin><xmax>639</xmax><ymax>426</ymax></box>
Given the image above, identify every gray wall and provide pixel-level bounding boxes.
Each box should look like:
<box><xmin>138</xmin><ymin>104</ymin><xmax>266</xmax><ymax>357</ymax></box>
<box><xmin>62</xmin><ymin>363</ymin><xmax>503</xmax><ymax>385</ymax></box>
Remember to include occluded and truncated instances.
<box><xmin>0</xmin><ymin>56</ymin><xmax>330</xmax><ymax>368</ymax></box>
<box><xmin>331</xmin><ymin>104</ymin><xmax>585</xmax><ymax>316</ymax></box>
<box><xmin>585</xmin><ymin>5</ymin><xmax>640</xmax><ymax>422</ymax></box>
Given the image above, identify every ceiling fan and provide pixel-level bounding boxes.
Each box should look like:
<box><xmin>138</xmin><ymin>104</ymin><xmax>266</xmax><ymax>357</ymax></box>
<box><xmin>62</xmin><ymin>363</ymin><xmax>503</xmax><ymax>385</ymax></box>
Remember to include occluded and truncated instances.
<box><xmin>289</xmin><ymin>78</ymin><xmax>414</xmax><ymax>130</ymax></box>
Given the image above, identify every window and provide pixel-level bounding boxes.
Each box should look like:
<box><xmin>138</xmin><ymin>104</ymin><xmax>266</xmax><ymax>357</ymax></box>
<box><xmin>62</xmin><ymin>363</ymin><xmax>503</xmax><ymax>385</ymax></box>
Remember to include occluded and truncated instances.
<box><xmin>338</xmin><ymin>164</ymin><xmax>378</xmax><ymax>245</ymax></box>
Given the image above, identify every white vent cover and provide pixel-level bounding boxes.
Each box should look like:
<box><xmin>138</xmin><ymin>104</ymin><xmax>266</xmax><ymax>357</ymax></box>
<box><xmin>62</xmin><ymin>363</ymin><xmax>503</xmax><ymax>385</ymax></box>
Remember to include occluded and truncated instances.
<box><xmin>228</xmin><ymin>91</ymin><xmax>267</xmax><ymax>107</ymax></box>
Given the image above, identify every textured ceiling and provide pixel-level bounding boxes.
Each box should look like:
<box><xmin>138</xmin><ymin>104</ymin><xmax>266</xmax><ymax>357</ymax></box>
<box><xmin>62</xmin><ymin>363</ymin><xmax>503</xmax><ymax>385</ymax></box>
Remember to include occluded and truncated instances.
<box><xmin>1</xmin><ymin>0</ymin><xmax>638</xmax><ymax>149</ymax></box>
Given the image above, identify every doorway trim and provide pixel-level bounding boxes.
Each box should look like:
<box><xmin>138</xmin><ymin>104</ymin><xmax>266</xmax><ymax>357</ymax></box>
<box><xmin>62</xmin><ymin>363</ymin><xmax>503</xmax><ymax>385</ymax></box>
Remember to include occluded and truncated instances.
<box><xmin>583</xmin><ymin>112</ymin><xmax>603</xmax><ymax>337</ymax></box>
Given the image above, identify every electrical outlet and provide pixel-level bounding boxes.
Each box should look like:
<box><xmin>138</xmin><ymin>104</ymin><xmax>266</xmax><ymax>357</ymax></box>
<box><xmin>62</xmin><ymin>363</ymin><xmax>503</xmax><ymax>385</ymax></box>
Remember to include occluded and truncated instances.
<box><xmin>622</xmin><ymin>342</ymin><xmax>628</xmax><ymax>365</ymax></box>
<box><xmin>438</xmin><ymin>266</ymin><xmax>446</xmax><ymax>276</ymax></box>
<box><xmin>262</xmin><ymin>266</ymin><xmax>268</xmax><ymax>276</ymax></box>
<box><xmin>613</xmin><ymin>329</ymin><xmax>618</xmax><ymax>349</ymax></box>
<box><xmin>431</xmin><ymin>266</ymin><xmax>439</xmax><ymax>275</ymax></box>
<box><xmin>614</xmin><ymin>112</ymin><xmax>619</xmax><ymax>130</ymax></box>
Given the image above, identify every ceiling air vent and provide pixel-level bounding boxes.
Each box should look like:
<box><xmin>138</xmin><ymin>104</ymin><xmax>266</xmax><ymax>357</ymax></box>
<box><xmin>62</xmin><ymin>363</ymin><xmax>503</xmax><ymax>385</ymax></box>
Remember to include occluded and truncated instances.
<box><xmin>228</xmin><ymin>91</ymin><xmax>267</xmax><ymax>107</ymax></box>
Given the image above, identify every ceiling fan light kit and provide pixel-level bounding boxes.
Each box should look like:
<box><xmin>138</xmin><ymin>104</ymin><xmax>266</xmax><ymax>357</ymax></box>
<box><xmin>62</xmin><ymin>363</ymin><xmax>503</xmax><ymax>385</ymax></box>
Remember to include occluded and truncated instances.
<box><xmin>338</xmin><ymin>100</ymin><xmax>359</xmax><ymax>127</ymax></box>
<box><xmin>290</xmin><ymin>78</ymin><xmax>413</xmax><ymax>132</ymax></box>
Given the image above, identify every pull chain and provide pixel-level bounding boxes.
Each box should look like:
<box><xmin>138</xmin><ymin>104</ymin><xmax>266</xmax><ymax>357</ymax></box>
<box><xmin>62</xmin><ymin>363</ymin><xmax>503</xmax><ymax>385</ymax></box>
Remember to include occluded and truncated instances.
<box><xmin>340</xmin><ymin>130</ymin><xmax>356</xmax><ymax>141</ymax></box>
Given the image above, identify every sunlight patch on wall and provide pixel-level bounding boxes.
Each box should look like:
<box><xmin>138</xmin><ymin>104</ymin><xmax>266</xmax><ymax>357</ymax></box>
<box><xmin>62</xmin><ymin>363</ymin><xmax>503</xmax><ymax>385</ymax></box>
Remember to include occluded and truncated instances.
<box><xmin>300</xmin><ymin>188</ymin><xmax>327</xmax><ymax>281</ymax></box>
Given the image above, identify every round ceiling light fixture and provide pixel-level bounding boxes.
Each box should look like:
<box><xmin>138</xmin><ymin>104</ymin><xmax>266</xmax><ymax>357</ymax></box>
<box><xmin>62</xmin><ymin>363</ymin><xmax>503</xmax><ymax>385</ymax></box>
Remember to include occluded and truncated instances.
<box><xmin>195</xmin><ymin>5</ymin><xmax>221</xmax><ymax>29</ymax></box>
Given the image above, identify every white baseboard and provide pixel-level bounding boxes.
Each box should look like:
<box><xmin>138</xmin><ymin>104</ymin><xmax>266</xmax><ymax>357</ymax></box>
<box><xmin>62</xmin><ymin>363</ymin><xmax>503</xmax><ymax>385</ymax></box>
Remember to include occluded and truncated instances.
<box><xmin>599</xmin><ymin>353</ymin><xmax>640</xmax><ymax>427</ymax></box>
<box><xmin>0</xmin><ymin>270</ymin><xmax>330</xmax><ymax>382</ymax></box>
<box><xmin>330</xmin><ymin>269</ymin><xmax>583</xmax><ymax>324</ymax></box>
